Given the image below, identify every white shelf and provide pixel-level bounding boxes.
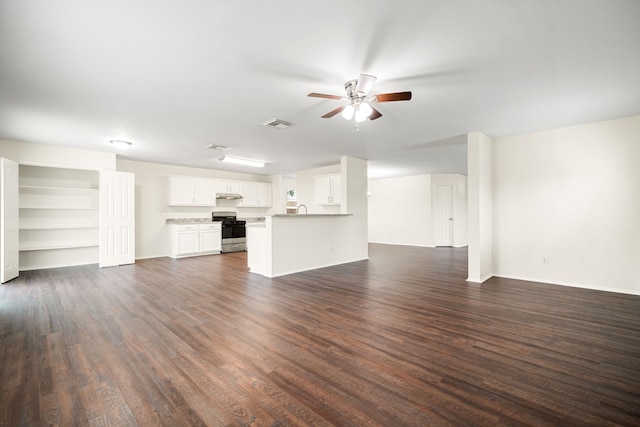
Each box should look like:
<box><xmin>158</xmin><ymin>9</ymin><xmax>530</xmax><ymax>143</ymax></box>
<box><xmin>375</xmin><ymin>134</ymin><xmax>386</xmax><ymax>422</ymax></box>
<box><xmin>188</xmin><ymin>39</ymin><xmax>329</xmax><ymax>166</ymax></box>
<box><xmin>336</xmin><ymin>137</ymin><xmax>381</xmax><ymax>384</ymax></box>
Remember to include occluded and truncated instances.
<box><xmin>19</xmin><ymin>246</ymin><xmax>99</xmax><ymax>271</ymax></box>
<box><xmin>20</xmin><ymin>243</ymin><xmax>99</xmax><ymax>251</ymax></box>
<box><xmin>19</xmin><ymin>225</ymin><xmax>97</xmax><ymax>230</ymax></box>
<box><xmin>19</xmin><ymin>206</ymin><xmax>99</xmax><ymax>210</ymax></box>
<box><xmin>18</xmin><ymin>165</ymin><xmax>100</xmax><ymax>271</ymax></box>
<box><xmin>19</xmin><ymin>185</ymin><xmax>98</xmax><ymax>193</ymax></box>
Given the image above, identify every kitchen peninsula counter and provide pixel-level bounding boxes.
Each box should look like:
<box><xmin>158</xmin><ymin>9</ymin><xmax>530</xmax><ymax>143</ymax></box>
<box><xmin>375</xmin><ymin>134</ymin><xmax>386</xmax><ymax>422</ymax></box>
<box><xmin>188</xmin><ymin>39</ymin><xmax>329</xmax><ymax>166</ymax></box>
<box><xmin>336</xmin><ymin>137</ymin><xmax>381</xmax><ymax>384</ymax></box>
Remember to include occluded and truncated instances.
<box><xmin>272</xmin><ymin>214</ymin><xmax>352</xmax><ymax>217</ymax></box>
<box><xmin>247</xmin><ymin>214</ymin><xmax>366</xmax><ymax>278</ymax></box>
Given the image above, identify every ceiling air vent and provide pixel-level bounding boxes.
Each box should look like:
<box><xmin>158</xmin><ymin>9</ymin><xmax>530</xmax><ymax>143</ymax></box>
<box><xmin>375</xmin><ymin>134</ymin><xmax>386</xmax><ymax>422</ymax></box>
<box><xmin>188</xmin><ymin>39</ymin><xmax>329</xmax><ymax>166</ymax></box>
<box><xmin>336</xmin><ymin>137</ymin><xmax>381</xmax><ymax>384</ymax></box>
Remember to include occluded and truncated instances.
<box><xmin>205</xmin><ymin>144</ymin><xmax>231</xmax><ymax>151</ymax></box>
<box><xmin>263</xmin><ymin>118</ymin><xmax>293</xmax><ymax>129</ymax></box>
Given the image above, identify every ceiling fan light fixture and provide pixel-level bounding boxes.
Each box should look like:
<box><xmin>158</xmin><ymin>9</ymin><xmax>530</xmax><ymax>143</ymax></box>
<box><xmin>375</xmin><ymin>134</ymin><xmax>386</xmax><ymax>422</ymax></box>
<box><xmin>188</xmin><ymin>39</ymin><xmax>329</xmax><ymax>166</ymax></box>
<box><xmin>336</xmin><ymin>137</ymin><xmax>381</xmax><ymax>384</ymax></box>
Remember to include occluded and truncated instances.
<box><xmin>359</xmin><ymin>102</ymin><xmax>373</xmax><ymax>117</ymax></box>
<box><xmin>218</xmin><ymin>156</ymin><xmax>265</xmax><ymax>168</ymax></box>
<box><xmin>355</xmin><ymin>103</ymin><xmax>372</xmax><ymax>122</ymax></box>
<box><xmin>341</xmin><ymin>104</ymin><xmax>354</xmax><ymax>120</ymax></box>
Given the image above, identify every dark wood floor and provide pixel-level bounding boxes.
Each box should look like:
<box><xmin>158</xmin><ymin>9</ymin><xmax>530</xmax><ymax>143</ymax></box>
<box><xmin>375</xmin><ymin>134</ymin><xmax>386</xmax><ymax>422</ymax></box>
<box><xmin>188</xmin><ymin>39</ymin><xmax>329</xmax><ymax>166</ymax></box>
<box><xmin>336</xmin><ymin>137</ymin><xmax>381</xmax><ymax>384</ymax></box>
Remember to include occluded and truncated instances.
<box><xmin>1</xmin><ymin>244</ymin><xmax>639</xmax><ymax>426</ymax></box>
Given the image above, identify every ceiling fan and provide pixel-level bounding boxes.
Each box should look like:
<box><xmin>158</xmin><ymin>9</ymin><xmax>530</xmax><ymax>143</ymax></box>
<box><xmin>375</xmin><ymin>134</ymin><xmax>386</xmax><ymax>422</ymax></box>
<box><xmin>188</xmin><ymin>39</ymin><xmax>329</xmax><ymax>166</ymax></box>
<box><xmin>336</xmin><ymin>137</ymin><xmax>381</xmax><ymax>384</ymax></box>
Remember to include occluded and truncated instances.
<box><xmin>308</xmin><ymin>74</ymin><xmax>412</xmax><ymax>124</ymax></box>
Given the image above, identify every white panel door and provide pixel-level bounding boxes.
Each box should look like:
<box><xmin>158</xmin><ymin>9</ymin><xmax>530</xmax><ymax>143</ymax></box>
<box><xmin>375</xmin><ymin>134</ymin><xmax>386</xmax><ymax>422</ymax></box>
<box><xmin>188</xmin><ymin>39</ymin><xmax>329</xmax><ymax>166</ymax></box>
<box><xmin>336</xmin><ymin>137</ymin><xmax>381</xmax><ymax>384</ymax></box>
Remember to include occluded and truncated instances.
<box><xmin>434</xmin><ymin>185</ymin><xmax>454</xmax><ymax>246</ymax></box>
<box><xmin>1</xmin><ymin>158</ymin><xmax>19</xmax><ymax>283</ymax></box>
<box><xmin>100</xmin><ymin>171</ymin><xmax>135</xmax><ymax>267</ymax></box>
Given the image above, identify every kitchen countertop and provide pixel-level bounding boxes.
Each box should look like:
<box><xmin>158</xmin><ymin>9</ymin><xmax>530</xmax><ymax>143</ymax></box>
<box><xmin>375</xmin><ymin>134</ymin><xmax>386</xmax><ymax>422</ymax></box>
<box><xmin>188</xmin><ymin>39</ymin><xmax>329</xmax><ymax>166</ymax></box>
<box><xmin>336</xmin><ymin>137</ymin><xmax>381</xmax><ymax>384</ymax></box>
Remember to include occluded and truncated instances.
<box><xmin>165</xmin><ymin>218</ymin><xmax>214</xmax><ymax>224</ymax></box>
<box><xmin>238</xmin><ymin>217</ymin><xmax>266</xmax><ymax>223</ymax></box>
<box><xmin>166</xmin><ymin>216</ymin><xmax>266</xmax><ymax>224</ymax></box>
<box><xmin>166</xmin><ymin>215</ymin><xmax>347</xmax><ymax>224</ymax></box>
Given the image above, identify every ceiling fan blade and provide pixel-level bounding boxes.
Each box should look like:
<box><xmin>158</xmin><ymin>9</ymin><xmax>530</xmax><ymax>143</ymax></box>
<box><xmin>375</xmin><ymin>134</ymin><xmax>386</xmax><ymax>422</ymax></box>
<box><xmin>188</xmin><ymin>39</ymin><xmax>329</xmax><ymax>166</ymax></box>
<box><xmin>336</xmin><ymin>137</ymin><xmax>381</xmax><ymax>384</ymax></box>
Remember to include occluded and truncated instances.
<box><xmin>321</xmin><ymin>105</ymin><xmax>346</xmax><ymax>118</ymax></box>
<box><xmin>368</xmin><ymin>106</ymin><xmax>382</xmax><ymax>120</ymax></box>
<box><xmin>308</xmin><ymin>92</ymin><xmax>343</xmax><ymax>100</ymax></box>
<box><xmin>372</xmin><ymin>91</ymin><xmax>412</xmax><ymax>102</ymax></box>
<box><xmin>355</xmin><ymin>74</ymin><xmax>377</xmax><ymax>96</ymax></box>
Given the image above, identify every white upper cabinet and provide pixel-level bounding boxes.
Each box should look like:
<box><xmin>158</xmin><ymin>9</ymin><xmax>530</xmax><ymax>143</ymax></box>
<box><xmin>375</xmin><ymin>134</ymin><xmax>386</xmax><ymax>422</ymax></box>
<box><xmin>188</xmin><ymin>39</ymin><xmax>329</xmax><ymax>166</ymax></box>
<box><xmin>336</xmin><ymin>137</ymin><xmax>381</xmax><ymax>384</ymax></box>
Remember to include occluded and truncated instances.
<box><xmin>256</xmin><ymin>183</ymin><xmax>272</xmax><ymax>207</ymax></box>
<box><xmin>315</xmin><ymin>174</ymin><xmax>341</xmax><ymax>205</ymax></box>
<box><xmin>168</xmin><ymin>176</ymin><xmax>194</xmax><ymax>205</ymax></box>
<box><xmin>167</xmin><ymin>175</ymin><xmax>270</xmax><ymax>207</ymax></box>
<box><xmin>215</xmin><ymin>179</ymin><xmax>241</xmax><ymax>194</ymax></box>
<box><xmin>240</xmin><ymin>182</ymin><xmax>257</xmax><ymax>206</ymax></box>
<box><xmin>239</xmin><ymin>182</ymin><xmax>272</xmax><ymax>207</ymax></box>
<box><xmin>193</xmin><ymin>179</ymin><xmax>217</xmax><ymax>206</ymax></box>
<box><xmin>168</xmin><ymin>176</ymin><xmax>216</xmax><ymax>206</ymax></box>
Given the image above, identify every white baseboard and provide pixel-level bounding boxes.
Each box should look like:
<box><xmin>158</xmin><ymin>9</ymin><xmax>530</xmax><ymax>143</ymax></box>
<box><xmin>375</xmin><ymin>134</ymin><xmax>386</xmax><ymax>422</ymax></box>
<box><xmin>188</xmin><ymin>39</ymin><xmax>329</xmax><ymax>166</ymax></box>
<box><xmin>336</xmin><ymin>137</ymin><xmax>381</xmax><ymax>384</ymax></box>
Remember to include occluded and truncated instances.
<box><xmin>492</xmin><ymin>273</ymin><xmax>640</xmax><ymax>296</ymax></box>
<box><xmin>270</xmin><ymin>256</ymin><xmax>370</xmax><ymax>278</ymax></box>
<box><xmin>466</xmin><ymin>273</ymin><xmax>494</xmax><ymax>284</ymax></box>
<box><xmin>368</xmin><ymin>241</ymin><xmax>435</xmax><ymax>248</ymax></box>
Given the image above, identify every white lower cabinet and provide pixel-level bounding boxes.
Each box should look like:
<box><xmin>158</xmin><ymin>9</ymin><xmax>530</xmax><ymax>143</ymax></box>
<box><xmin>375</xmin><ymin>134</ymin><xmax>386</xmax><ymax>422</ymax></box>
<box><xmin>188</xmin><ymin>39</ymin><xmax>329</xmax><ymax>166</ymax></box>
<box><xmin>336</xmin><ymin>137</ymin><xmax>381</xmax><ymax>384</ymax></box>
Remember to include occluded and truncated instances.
<box><xmin>199</xmin><ymin>224</ymin><xmax>222</xmax><ymax>253</ymax></box>
<box><xmin>170</xmin><ymin>223</ymin><xmax>221</xmax><ymax>258</ymax></box>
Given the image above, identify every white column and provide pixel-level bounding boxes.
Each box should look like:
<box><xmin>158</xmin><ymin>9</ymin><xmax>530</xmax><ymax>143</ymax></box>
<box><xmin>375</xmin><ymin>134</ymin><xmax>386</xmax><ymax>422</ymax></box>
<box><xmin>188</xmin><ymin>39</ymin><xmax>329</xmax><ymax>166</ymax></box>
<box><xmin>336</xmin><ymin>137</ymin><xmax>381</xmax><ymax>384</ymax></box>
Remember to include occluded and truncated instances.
<box><xmin>467</xmin><ymin>132</ymin><xmax>493</xmax><ymax>283</ymax></box>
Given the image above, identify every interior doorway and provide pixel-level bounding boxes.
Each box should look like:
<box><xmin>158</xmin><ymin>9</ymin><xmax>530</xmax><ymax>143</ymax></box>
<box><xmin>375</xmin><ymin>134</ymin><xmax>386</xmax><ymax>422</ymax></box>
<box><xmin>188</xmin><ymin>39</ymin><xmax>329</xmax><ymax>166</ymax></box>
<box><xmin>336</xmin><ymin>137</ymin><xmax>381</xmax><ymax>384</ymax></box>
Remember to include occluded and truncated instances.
<box><xmin>434</xmin><ymin>185</ymin><xmax>454</xmax><ymax>246</ymax></box>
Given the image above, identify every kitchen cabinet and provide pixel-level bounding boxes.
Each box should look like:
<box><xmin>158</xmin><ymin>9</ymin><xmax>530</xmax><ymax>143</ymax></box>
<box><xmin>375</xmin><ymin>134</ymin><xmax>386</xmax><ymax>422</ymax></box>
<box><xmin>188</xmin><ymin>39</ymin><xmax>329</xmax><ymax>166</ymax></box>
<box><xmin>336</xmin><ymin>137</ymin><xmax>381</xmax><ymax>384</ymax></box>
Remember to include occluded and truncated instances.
<box><xmin>315</xmin><ymin>174</ymin><xmax>341</xmax><ymax>205</ymax></box>
<box><xmin>215</xmin><ymin>179</ymin><xmax>241</xmax><ymax>195</ymax></box>
<box><xmin>170</xmin><ymin>223</ymin><xmax>221</xmax><ymax>258</ymax></box>
<box><xmin>168</xmin><ymin>176</ymin><xmax>216</xmax><ymax>206</ymax></box>
<box><xmin>199</xmin><ymin>224</ymin><xmax>222</xmax><ymax>253</ymax></box>
<box><xmin>239</xmin><ymin>182</ymin><xmax>272</xmax><ymax>207</ymax></box>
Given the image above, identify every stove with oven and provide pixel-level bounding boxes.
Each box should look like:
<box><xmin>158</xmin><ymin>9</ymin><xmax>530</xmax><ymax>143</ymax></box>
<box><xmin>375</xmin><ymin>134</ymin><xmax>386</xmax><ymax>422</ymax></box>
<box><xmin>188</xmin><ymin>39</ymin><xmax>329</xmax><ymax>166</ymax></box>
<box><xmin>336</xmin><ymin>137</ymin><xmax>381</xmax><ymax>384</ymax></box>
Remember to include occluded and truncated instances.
<box><xmin>212</xmin><ymin>211</ymin><xmax>246</xmax><ymax>253</ymax></box>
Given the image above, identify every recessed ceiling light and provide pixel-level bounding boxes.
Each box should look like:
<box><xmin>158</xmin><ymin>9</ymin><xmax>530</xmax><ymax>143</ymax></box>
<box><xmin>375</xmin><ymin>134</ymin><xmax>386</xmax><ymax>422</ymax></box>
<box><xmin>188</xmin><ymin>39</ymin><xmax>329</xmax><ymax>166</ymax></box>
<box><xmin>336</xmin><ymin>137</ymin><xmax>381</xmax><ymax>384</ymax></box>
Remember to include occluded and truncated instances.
<box><xmin>218</xmin><ymin>156</ymin><xmax>265</xmax><ymax>168</ymax></box>
<box><xmin>109</xmin><ymin>140</ymin><xmax>132</xmax><ymax>150</ymax></box>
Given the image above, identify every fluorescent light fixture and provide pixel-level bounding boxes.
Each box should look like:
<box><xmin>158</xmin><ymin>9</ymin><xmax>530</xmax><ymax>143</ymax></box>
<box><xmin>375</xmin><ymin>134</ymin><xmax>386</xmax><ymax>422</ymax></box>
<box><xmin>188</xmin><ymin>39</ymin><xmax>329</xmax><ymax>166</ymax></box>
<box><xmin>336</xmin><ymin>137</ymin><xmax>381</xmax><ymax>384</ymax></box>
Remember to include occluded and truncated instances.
<box><xmin>109</xmin><ymin>140</ymin><xmax>132</xmax><ymax>150</ymax></box>
<box><xmin>218</xmin><ymin>156</ymin><xmax>265</xmax><ymax>168</ymax></box>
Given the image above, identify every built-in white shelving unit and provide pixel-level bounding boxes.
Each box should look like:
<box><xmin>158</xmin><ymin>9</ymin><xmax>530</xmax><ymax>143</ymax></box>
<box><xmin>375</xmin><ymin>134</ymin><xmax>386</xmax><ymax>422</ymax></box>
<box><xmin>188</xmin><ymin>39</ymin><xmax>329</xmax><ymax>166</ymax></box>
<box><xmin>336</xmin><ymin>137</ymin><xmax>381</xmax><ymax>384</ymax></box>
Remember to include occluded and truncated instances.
<box><xmin>18</xmin><ymin>165</ymin><xmax>100</xmax><ymax>271</ymax></box>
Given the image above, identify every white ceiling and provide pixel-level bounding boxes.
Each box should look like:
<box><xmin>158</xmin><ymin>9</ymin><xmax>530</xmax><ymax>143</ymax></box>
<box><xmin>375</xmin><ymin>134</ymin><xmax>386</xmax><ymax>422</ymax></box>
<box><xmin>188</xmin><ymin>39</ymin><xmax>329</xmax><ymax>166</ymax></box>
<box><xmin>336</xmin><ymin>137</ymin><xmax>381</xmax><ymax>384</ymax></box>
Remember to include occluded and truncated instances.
<box><xmin>1</xmin><ymin>1</ymin><xmax>639</xmax><ymax>178</ymax></box>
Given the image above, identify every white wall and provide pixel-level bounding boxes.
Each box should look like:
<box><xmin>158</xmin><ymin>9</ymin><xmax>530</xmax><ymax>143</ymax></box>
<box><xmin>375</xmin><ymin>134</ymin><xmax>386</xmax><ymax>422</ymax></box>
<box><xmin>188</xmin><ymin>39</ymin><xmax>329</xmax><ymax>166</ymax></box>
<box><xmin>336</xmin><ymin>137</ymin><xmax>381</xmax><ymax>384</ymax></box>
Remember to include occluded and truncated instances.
<box><xmin>467</xmin><ymin>132</ymin><xmax>493</xmax><ymax>283</ymax></box>
<box><xmin>492</xmin><ymin>115</ymin><xmax>640</xmax><ymax>294</ymax></box>
<box><xmin>368</xmin><ymin>174</ymin><xmax>467</xmax><ymax>247</ymax></box>
<box><xmin>368</xmin><ymin>175</ymin><xmax>432</xmax><ymax>246</ymax></box>
<box><xmin>116</xmin><ymin>159</ymin><xmax>274</xmax><ymax>260</ymax></box>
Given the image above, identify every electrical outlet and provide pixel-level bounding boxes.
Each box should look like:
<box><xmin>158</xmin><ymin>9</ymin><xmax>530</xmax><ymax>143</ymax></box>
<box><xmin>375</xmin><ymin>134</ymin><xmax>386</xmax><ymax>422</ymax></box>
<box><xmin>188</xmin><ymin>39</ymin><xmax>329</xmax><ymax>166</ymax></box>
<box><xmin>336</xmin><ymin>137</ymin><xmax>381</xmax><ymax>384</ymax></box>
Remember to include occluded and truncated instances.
<box><xmin>542</xmin><ymin>257</ymin><xmax>550</xmax><ymax>265</ymax></box>
<box><xmin>329</xmin><ymin>245</ymin><xmax>333</xmax><ymax>252</ymax></box>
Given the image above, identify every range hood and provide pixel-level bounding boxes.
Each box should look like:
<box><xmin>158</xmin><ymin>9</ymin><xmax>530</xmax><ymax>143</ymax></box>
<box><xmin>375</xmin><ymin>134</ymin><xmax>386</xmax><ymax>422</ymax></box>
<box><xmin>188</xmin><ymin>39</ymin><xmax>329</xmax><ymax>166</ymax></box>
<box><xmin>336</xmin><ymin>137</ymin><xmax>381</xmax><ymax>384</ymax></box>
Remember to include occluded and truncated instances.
<box><xmin>216</xmin><ymin>193</ymin><xmax>243</xmax><ymax>200</ymax></box>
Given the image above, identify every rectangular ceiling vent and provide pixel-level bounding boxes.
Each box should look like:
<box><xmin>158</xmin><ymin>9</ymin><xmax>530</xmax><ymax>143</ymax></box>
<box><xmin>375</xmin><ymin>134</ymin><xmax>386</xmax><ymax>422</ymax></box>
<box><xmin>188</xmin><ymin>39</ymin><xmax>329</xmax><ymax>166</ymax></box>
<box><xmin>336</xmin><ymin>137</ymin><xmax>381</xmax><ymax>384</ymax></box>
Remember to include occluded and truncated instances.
<box><xmin>263</xmin><ymin>118</ymin><xmax>293</xmax><ymax>129</ymax></box>
<box><xmin>205</xmin><ymin>144</ymin><xmax>231</xmax><ymax>151</ymax></box>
